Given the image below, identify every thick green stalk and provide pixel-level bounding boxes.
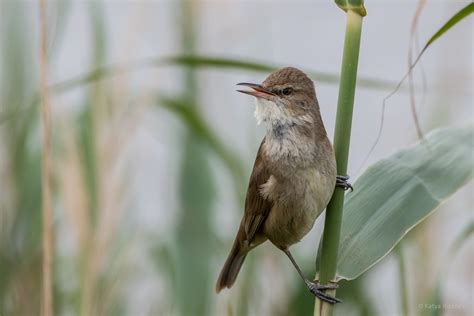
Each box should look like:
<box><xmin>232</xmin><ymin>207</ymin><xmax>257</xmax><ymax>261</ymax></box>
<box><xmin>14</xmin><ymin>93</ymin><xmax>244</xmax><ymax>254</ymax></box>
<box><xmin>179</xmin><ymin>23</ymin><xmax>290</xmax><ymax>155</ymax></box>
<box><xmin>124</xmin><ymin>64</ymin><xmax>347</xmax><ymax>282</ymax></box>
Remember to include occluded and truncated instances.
<box><xmin>315</xmin><ymin>8</ymin><xmax>364</xmax><ymax>316</ymax></box>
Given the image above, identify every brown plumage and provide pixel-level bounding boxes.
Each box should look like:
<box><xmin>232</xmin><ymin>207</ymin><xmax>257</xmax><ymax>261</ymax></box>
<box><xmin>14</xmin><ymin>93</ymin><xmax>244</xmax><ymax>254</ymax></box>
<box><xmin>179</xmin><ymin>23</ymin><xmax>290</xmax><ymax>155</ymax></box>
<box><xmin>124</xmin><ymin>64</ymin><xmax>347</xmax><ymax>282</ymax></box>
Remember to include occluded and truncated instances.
<box><xmin>216</xmin><ymin>67</ymin><xmax>349</xmax><ymax>304</ymax></box>
<box><xmin>216</xmin><ymin>142</ymin><xmax>271</xmax><ymax>291</ymax></box>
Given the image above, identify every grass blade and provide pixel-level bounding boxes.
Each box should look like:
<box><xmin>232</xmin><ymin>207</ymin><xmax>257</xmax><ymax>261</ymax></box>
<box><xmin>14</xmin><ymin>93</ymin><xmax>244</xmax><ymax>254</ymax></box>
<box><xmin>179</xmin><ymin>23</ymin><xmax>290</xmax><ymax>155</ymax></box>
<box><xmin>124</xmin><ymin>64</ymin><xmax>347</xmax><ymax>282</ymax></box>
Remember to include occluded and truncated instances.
<box><xmin>423</xmin><ymin>3</ymin><xmax>473</xmax><ymax>50</ymax></box>
<box><xmin>381</xmin><ymin>3</ymin><xmax>473</xmax><ymax>112</ymax></box>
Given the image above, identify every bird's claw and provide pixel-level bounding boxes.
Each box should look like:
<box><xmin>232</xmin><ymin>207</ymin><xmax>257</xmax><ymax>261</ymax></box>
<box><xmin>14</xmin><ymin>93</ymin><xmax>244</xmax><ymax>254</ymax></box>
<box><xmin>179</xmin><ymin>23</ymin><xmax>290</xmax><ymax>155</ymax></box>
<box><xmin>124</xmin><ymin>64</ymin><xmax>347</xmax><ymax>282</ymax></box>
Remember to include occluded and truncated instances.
<box><xmin>312</xmin><ymin>279</ymin><xmax>339</xmax><ymax>290</ymax></box>
<box><xmin>336</xmin><ymin>175</ymin><xmax>353</xmax><ymax>192</ymax></box>
<box><xmin>306</xmin><ymin>281</ymin><xmax>342</xmax><ymax>304</ymax></box>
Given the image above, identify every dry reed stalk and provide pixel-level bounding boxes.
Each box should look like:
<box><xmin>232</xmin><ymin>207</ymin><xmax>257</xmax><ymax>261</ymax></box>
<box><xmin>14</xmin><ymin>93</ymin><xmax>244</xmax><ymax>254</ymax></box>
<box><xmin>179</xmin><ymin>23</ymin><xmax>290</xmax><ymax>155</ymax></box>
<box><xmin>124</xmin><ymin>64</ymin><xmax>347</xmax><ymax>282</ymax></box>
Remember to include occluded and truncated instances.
<box><xmin>39</xmin><ymin>0</ymin><xmax>54</xmax><ymax>315</ymax></box>
<box><xmin>81</xmin><ymin>78</ymin><xmax>141</xmax><ymax>315</ymax></box>
<box><xmin>56</xmin><ymin>116</ymin><xmax>90</xmax><ymax>249</ymax></box>
<box><xmin>408</xmin><ymin>0</ymin><xmax>427</xmax><ymax>140</ymax></box>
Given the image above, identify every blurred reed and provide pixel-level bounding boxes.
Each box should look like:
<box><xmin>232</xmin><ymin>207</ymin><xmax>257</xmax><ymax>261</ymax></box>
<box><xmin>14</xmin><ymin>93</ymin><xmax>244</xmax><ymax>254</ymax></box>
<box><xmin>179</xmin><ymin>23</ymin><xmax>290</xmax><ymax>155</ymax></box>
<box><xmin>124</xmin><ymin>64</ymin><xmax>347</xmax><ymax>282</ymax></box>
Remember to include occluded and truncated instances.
<box><xmin>173</xmin><ymin>1</ymin><xmax>215</xmax><ymax>315</ymax></box>
<box><xmin>39</xmin><ymin>0</ymin><xmax>54</xmax><ymax>314</ymax></box>
<box><xmin>0</xmin><ymin>3</ymin><xmax>42</xmax><ymax>315</ymax></box>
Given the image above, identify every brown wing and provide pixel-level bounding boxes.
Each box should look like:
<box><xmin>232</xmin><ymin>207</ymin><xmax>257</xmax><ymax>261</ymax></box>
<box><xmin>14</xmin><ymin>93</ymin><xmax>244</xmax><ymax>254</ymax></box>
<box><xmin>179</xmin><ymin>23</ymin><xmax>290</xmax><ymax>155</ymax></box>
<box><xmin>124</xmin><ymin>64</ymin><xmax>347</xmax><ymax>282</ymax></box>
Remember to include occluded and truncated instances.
<box><xmin>241</xmin><ymin>138</ymin><xmax>273</xmax><ymax>246</ymax></box>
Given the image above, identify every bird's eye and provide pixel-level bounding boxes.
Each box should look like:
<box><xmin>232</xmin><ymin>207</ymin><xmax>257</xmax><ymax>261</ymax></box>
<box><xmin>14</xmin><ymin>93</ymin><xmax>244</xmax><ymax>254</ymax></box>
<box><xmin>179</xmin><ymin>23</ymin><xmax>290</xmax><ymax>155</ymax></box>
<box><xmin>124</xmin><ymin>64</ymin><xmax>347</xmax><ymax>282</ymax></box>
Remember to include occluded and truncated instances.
<box><xmin>282</xmin><ymin>87</ymin><xmax>293</xmax><ymax>96</ymax></box>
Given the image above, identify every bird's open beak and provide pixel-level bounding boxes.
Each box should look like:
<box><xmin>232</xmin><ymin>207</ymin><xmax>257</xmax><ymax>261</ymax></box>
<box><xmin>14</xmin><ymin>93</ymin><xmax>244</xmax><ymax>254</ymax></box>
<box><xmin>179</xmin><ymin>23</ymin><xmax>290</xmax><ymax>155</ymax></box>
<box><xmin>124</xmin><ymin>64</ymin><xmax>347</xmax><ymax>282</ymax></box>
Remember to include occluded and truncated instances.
<box><xmin>236</xmin><ymin>82</ymin><xmax>276</xmax><ymax>99</ymax></box>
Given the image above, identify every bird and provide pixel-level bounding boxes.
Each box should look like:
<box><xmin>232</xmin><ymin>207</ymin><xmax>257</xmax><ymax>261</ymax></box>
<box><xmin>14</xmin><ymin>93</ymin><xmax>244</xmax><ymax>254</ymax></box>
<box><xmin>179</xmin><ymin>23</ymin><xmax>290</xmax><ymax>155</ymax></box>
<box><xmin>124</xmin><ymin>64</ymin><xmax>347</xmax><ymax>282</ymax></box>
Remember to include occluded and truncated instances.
<box><xmin>215</xmin><ymin>67</ymin><xmax>352</xmax><ymax>304</ymax></box>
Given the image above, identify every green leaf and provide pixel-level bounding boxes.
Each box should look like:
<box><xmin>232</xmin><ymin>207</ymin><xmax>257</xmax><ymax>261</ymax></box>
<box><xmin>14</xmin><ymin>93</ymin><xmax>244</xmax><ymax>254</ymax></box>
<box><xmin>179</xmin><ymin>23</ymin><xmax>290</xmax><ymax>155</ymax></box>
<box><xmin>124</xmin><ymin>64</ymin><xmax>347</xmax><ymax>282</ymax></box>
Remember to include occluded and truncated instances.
<box><xmin>422</xmin><ymin>3</ymin><xmax>473</xmax><ymax>53</ymax></box>
<box><xmin>163</xmin><ymin>55</ymin><xmax>275</xmax><ymax>73</ymax></box>
<box><xmin>162</xmin><ymin>55</ymin><xmax>341</xmax><ymax>85</ymax></box>
<box><xmin>335</xmin><ymin>126</ymin><xmax>474</xmax><ymax>280</ymax></box>
<box><xmin>385</xmin><ymin>3</ymin><xmax>473</xmax><ymax>99</ymax></box>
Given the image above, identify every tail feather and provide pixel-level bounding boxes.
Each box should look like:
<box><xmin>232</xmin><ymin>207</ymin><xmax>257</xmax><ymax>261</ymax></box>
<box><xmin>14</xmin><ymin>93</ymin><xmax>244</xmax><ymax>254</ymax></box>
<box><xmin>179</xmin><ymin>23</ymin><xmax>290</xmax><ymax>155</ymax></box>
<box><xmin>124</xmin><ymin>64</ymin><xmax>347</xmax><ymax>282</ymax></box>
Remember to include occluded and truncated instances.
<box><xmin>216</xmin><ymin>231</ymin><xmax>247</xmax><ymax>293</ymax></box>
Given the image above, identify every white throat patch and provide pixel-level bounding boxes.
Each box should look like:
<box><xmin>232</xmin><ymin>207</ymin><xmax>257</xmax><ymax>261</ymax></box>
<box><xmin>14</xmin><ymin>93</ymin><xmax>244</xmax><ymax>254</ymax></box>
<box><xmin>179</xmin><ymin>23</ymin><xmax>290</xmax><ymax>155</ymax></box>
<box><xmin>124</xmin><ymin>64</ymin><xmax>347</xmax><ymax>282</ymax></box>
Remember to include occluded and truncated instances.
<box><xmin>254</xmin><ymin>98</ymin><xmax>293</xmax><ymax>126</ymax></box>
<box><xmin>254</xmin><ymin>98</ymin><xmax>314</xmax><ymax>127</ymax></box>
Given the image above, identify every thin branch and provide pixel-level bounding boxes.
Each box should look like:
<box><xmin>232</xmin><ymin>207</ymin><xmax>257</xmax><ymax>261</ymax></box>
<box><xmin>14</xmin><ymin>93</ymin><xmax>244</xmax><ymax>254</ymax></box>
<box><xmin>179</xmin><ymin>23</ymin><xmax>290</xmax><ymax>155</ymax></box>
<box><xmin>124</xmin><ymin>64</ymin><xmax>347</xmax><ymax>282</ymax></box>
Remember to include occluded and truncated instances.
<box><xmin>39</xmin><ymin>1</ymin><xmax>54</xmax><ymax>315</ymax></box>
<box><xmin>412</xmin><ymin>4</ymin><xmax>428</xmax><ymax>125</ymax></box>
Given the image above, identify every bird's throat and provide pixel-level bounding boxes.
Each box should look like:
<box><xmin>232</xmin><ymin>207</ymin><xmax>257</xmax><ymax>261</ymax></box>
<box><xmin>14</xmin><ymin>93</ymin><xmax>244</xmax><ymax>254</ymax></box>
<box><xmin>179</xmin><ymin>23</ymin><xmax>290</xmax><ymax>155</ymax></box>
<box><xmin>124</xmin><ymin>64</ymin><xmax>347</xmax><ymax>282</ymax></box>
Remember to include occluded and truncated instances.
<box><xmin>254</xmin><ymin>98</ymin><xmax>294</xmax><ymax>126</ymax></box>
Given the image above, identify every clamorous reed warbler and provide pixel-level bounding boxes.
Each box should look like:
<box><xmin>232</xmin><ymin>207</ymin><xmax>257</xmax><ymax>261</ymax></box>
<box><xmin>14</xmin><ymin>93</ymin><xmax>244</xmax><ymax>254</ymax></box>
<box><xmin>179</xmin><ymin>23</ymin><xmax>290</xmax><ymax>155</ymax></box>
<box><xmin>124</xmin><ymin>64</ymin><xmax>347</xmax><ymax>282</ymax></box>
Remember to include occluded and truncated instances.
<box><xmin>216</xmin><ymin>67</ymin><xmax>352</xmax><ymax>304</ymax></box>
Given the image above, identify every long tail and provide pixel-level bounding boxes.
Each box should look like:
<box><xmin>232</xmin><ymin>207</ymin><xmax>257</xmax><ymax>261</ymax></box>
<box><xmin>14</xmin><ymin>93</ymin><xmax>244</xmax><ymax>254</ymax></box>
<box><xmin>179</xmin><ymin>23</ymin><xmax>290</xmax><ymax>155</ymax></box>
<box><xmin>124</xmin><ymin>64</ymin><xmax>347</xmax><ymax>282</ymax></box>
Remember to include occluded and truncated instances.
<box><xmin>215</xmin><ymin>229</ymin><xmax>247</xmax><ymax>293</ymax></box>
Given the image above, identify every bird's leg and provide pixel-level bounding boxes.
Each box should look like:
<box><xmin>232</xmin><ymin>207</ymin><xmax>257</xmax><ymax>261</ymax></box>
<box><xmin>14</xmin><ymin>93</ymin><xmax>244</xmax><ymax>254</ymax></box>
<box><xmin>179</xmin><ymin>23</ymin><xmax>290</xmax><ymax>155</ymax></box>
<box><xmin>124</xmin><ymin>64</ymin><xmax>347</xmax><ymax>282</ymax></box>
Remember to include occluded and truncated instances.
<box><xmin>336</xmin><ymin>175</ymin><xmax>353</xmax><ymax>192</ymax></box>
<box><xmin>282</xmin><ymin>249</ymin><xmax>342</xmax><ymax>304</ymax></box>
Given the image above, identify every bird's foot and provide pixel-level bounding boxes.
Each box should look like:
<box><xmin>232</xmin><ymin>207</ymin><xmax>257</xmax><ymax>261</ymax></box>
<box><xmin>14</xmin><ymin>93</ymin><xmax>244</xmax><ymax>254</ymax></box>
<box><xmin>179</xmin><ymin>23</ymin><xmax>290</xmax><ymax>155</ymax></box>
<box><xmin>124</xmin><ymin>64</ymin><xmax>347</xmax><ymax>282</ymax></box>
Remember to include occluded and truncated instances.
<box><xmin>312</xmin><ymin>279</ymin><xmax>339</xmax><ymax>290</ymax></box>
<box><xmin>336</xmin><ymin>175</ymin><xmax>353</xmax><ymax>192</ymax></box>
<box><xmin>305</xmin><ymin>280</ymin><xmax>342</xmax><ymax>304</ymax></box>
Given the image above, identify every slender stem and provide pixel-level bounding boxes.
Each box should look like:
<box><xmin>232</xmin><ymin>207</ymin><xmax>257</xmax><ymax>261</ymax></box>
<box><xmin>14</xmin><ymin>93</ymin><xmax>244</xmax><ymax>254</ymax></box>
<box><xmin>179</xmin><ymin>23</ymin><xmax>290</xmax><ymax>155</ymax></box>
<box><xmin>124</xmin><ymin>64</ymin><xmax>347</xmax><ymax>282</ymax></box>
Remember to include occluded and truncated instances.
<box><xmin>396</xmin><ymin>244</ymin><xmax>409</xmax><ymax>316</ymax></box>
<box><xmin>39</xmin><ymin>1</ymin><xmax>54</xmax><ymax>316</ymax></box>
<box><xmin>315</xmin><ymin>9</ymin><xmax>364</xmax><ymax>316</ymax></box>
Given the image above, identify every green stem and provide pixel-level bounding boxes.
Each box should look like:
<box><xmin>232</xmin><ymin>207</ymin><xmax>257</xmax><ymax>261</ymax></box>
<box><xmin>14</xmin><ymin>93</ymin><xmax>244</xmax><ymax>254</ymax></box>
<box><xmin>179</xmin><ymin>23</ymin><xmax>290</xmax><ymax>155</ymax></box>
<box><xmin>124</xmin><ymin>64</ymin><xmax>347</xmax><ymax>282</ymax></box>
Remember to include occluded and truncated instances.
<box><xmin>396</xmin><ymin>244</ymin><xmax>409</xmax><ymax>316</ymax></box>
<box><xmin>315</xmin><ymin>9</ymin><xmax>364</xmax><ymax>316</ymax></box>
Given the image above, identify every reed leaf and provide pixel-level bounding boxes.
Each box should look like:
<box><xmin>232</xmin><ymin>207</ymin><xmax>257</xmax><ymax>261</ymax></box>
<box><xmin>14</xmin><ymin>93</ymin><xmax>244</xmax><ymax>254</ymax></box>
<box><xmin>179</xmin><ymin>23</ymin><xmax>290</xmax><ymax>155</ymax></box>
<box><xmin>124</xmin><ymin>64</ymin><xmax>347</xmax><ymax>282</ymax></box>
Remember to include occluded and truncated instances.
<box><xmin>423</xmin><ymin>3</ymin><xmax>473</xmax><ymax>53</ymax></box>
<box><xmin>334</xmin><ymin>126</ymin><xmax>474</xmax><ymax>280</ymax></box>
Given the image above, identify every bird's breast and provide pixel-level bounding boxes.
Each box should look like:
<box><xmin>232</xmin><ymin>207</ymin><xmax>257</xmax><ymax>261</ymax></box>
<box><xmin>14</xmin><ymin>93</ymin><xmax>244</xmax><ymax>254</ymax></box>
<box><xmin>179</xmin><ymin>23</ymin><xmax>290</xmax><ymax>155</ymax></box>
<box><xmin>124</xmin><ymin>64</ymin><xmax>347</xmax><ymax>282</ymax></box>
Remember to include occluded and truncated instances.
<box><xmin>262</xmin><ymin>129</ymin><xmax>317</xmax><ymax>170</ymax></box>
<box><xmin>262</xmin><ymin>167</ymin><xmax>336</xmax><ymax>247</ymax></box>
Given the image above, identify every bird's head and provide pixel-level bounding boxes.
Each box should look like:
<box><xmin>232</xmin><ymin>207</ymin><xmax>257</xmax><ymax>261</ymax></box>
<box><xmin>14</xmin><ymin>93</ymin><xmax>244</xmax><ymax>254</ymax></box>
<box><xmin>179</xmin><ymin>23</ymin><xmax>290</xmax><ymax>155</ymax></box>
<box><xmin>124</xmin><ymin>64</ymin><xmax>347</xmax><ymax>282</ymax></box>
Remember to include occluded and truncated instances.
<box><xmin>237</xmin><ymin>67</ymin><xmax>319</xmax><ymax>127</ymax></box>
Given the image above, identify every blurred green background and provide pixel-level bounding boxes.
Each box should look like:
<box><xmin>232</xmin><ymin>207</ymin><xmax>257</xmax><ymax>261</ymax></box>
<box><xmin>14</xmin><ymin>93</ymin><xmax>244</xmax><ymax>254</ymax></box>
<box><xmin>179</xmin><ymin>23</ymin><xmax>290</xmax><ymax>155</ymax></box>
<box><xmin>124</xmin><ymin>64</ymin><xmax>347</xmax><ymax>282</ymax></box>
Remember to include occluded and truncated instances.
<box><xmin>0</xmin><ymin>1</ymin><xmax>472</xmax><ymax>315</ymax></box>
